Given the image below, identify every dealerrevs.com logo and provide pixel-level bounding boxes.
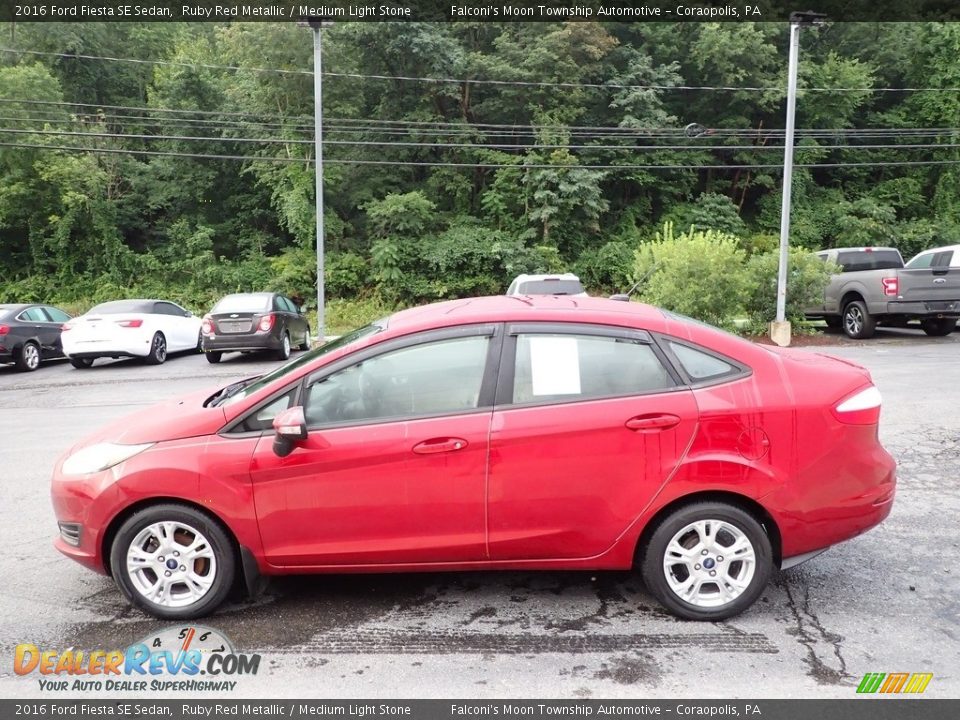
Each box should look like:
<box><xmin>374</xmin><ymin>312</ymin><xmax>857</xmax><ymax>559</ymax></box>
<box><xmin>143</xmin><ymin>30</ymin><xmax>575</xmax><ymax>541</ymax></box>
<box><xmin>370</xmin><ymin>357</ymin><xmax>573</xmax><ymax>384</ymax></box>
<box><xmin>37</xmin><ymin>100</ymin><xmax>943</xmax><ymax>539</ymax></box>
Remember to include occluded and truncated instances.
<box><xmin>14</xmin><ymin>626</ymin><xmax>259</xmax><ymax>693</ymax></box>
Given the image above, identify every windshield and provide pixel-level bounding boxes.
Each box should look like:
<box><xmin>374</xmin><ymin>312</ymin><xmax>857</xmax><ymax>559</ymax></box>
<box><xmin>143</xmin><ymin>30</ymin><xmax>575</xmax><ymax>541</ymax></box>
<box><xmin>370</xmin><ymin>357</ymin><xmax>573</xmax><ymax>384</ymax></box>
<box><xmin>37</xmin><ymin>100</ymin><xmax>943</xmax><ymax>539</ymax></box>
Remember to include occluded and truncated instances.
<box><xmin>518</xmin><ymin>279</ymin><xmax>585</xmax><ymax>295</ymax></box>
<box><xmin>217</xmin><ymin>322</ymin><xmax>385</xmax><ymax>407</ymax></box>
<box><xmin>213</xmin><ymin>294</ymin><xmax>272</xmax><ymax>313</ymax></box>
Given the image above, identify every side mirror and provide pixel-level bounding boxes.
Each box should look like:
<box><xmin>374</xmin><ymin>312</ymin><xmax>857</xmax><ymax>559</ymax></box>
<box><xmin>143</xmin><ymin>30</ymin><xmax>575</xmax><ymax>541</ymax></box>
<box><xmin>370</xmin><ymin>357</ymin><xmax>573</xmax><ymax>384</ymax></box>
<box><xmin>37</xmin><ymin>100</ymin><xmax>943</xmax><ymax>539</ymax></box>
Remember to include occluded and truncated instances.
<box><xmin>272</xmin><ymin>406</ymin><xmax>308</xmax><ymax>457</ymax></box>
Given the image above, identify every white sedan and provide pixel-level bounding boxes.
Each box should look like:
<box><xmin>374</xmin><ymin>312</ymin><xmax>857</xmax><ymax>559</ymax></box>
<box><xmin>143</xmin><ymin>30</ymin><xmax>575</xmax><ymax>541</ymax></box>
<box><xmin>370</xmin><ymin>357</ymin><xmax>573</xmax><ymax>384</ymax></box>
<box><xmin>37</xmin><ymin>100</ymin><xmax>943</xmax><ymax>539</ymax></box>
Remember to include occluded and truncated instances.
<box><xmin>61</xmin><ymin>299</ymin><xmax>203</xmax><ymax>369</ymax></box>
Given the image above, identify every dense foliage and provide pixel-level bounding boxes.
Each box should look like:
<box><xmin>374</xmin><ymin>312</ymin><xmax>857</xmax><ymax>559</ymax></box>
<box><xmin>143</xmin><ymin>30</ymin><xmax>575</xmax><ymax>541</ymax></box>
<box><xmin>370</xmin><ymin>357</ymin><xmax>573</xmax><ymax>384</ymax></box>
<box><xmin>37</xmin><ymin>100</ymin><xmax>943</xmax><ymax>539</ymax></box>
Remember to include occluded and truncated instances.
<box><xmin>0</xmin><ymin>21</ymin><xmax>957</xmax><ymax>332</ymax></box>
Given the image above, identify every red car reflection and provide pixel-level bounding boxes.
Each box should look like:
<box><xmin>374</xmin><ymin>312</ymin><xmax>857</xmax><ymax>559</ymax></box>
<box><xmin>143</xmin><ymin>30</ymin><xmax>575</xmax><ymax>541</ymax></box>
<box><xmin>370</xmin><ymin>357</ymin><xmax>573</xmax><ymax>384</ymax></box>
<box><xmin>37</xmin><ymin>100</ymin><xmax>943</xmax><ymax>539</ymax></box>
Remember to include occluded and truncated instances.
<box><xmin>51</xmin><ymin>296</ymin><xmax>896</xmax><ymax>620</ymax></box>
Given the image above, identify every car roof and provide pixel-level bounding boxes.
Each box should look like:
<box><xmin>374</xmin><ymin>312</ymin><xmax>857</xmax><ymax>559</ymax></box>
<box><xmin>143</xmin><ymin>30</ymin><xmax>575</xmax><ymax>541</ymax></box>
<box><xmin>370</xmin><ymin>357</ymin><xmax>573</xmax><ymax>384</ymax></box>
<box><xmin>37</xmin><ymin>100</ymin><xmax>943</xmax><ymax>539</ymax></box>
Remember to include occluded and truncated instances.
<box><xmin>384</xmin><ymin>295</ymin><xmax>665</xmax><ymax>335</ymax></box>
<box><xmin>911</xmin><ymin>244</ymin><xmax>960</xmax><ymax>256</ymax></box>
<box><xmin>511</xmin><ymin>273</ymin><xmax>580</xmax><ymax>281</ymax></box>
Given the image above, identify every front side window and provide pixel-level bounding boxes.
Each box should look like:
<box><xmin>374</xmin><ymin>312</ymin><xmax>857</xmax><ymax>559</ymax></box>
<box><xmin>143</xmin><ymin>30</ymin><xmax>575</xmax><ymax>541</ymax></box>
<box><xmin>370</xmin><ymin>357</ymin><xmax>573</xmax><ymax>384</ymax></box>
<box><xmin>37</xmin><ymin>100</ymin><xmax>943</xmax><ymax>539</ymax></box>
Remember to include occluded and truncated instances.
<box><xmin>44</xmin><ymin>307</ymin><xmax>71</xmax><ymax>323</ymax></box>
<box><xmin>304</xmin><ymin>335</ymin><xmax>490</xmax><ymax>426</ymax></box>
<box><xmin>511</xmin><ymin>333</ymin><xmax>673</xmax><ymax>404</ymax></box>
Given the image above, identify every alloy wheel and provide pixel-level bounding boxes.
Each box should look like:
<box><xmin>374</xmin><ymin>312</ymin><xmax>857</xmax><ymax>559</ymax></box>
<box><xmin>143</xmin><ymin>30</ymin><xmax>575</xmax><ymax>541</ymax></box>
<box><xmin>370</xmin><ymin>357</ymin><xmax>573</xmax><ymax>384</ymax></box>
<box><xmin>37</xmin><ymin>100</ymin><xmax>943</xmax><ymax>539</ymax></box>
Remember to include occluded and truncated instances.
<box><xmin>125</xmin><ymin>521</ymin><xmax>217</xmax><ymax>609</ymax></box>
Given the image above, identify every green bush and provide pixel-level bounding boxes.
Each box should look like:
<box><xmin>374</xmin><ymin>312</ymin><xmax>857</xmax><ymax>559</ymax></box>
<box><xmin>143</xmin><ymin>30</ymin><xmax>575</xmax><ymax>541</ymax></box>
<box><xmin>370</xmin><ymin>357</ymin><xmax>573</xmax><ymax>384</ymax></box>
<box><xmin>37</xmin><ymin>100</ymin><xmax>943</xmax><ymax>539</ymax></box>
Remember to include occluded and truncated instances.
<box><xmin>742</xmin><ymin>248</ymin><xmax>835</xmax><ymax>334</ymax></box>
<box><xmin>633</xmin><ymin>223</ymin><xmax>751</xmax><ymax>331</ymax></box>
<box><xmin>317</xmin><ymin>296</ymin><xmax>399</xmax><ymax>337</ymax></box>
<box><xmin>574</xmin><ymin>241</ymin><xmax>634</xmax><ymax>294</ymax></box>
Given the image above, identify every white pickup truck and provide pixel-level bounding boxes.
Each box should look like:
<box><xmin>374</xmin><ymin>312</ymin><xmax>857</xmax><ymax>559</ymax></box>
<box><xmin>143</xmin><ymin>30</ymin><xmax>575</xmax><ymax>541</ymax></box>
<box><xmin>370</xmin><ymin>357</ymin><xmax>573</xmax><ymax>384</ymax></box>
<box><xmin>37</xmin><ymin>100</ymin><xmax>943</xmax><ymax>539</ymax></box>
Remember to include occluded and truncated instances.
<box><xmin>806</xmin><ymin>245</ymin><xmax>960</xmax><ymax>338</ymax></box>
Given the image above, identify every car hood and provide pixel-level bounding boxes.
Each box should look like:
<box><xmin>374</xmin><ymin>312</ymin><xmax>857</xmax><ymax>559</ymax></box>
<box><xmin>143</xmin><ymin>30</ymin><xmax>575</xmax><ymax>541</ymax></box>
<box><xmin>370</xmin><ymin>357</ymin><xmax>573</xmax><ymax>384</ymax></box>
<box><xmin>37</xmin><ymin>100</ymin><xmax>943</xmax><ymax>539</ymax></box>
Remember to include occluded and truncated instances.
<box><xmin>72</xmin><ymin>387</ymin><xmax>228</xmax><ymax>449</ymax></box>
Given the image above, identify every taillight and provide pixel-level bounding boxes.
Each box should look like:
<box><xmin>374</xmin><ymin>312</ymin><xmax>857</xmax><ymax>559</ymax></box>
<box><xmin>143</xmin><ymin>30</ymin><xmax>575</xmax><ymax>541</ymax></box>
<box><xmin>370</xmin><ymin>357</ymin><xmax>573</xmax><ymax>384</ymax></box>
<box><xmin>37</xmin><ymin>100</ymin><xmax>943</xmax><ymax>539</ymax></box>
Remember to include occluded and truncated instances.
<box><xmin>881</xmin><ymin>277</ymin><xmax>899</xmax><ymax>296</ymax></box>
<box><xmin>832</xmin><ymin>386</ymin><xmax>882</xmax><ymax>425</ymax></box>
<box><xmin>115</xmin><ymin>319</ymin><xmax>143</xmax><ymax>328</ymax></box>
<box><xmin>258</xmin><ymin>314</ymin><xmax>274</xmax><ymax>332</ymax></box>
<box><xmin>0</xmin><ymin>324</ymin><xmax>9</xmax><ymax>335</ymax></box>
<box><xmin>61</xmin><ymin>323</ymin><xmax>71</xmax><ymax>331</ymax></box>
<box><xmin>201</xmin><ymin>317</ymin><xmax>214</xmax><ymax>335</ymax></box>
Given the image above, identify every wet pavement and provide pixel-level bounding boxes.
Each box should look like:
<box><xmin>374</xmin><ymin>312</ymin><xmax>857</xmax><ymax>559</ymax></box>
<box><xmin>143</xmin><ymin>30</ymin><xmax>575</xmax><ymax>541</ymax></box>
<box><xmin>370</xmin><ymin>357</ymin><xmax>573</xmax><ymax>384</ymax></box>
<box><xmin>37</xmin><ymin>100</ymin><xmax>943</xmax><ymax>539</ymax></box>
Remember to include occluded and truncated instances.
<box><xmin>0</xmin><ymin>332</ymin><xmax>957</xmax><ymax>698</ymax></box>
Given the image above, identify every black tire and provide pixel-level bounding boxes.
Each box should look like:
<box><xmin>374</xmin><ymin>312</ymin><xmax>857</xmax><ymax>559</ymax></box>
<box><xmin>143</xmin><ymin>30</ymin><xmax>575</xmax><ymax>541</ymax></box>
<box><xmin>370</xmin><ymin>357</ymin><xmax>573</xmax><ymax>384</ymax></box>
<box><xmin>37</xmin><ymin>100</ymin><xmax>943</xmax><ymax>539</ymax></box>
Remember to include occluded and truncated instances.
<box><xmin>70</xmin><ymin>357</ymin><xmax>94</xmax><ymax>369</ymax></box>
<box><xmin>15</xmin><ymin>341</ymin><xmax>41</xmax><ymax>372</ymax></box>
<box><xmin>276</xmin><ymin>331</ymin><xmax>291</xmax><ymax>361</ymax></box>
<box><xmin>641</xmin><ymin>502</ymin><xmax>773</xmax><ymax>621</ymax></box>
<box><xmin>298</xmin><ymin>326</ymin><xmax>311</xmax><ymax>351</ymax></box>
<box><xmin>205</xmin><ymin>351</ymin><xmax>223</xmax><ymax>364</ymax></box>
<box><xmin>110</xmin><ymin>503</ymin><xmax>236</xmax><ymax>620</ymax></box>
<box><xmin>195</xmin><ymin>332</ymin><xmax>203</xmax><ymax>353</ymax></box>
<box><xmin>842</xmin><ymin>300</ymin><xmax>876</xmax><ymax>339</ymax></box>
<box><xmin>144</xmin><ymin>332</ymin><xmax>167</xmax><ymax>365</ymax></box>
<box><xmin>823</xmin><ymin>317</ymin><xmax>842</xmax><ymax>330</ymax></box>
<box><xmin>921</xmin><ymin>317</ymin><xmax>956</xmax><ymax>337</ymax></box>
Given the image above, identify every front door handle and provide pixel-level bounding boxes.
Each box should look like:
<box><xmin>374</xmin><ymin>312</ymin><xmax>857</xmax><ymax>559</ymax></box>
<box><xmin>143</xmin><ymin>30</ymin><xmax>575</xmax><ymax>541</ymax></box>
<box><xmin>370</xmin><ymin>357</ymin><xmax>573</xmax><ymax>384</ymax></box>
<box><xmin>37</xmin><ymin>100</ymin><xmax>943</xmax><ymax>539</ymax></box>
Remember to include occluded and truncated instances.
<box><xmin>412</xmin><ymin>437</ymin><xmax>468</xmax><ymax>455</ymax></box>
<box><xmin>625</xmin><ymin>414</ymin><xmax>681</xmax><ymax>431</ymax></box>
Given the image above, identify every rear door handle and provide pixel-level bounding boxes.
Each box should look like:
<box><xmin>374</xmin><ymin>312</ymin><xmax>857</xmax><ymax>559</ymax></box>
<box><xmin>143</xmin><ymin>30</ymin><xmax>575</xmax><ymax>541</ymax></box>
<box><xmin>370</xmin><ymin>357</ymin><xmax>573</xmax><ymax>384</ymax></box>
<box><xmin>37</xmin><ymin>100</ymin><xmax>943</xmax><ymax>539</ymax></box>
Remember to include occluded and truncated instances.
<box><xmin>412</xmin><ymin>437</ymin><xmax>468</xmax><ymax>454</ymax></box>
<box><xmin>625</xmin><ymin>414</ymin><xmax>681</xmax><ymax>431</ymax></box>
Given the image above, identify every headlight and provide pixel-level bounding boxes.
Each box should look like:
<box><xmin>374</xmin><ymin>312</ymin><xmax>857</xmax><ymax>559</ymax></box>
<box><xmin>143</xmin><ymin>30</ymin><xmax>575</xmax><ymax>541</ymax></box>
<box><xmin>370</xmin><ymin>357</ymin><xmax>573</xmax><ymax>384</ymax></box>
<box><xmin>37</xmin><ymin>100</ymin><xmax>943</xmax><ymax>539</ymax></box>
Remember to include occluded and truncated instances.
<box><xmin>61</xmin><ymin>443</ymin><xmax>154</xmax><ymax>476</ymax></box>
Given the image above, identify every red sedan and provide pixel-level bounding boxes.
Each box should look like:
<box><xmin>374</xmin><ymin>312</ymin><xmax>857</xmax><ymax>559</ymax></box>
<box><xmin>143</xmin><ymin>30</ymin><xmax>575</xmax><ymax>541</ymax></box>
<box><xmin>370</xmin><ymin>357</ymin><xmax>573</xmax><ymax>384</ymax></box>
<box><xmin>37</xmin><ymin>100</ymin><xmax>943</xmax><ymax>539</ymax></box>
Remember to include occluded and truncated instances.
<box><xmin>50</xmin><ymin>296</ymin><xmax>896</xmax><ymax>621</ymax></box>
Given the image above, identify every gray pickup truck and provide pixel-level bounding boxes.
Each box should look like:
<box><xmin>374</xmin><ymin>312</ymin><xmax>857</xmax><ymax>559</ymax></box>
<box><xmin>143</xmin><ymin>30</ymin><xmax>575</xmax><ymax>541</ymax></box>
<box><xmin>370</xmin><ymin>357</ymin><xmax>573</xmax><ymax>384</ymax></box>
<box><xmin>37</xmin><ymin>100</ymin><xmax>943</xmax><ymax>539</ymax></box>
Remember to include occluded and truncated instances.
<box><xmin>806</xmin><ymin>245</ymin><xmax>960</xmax><ymax>338</ymax></box>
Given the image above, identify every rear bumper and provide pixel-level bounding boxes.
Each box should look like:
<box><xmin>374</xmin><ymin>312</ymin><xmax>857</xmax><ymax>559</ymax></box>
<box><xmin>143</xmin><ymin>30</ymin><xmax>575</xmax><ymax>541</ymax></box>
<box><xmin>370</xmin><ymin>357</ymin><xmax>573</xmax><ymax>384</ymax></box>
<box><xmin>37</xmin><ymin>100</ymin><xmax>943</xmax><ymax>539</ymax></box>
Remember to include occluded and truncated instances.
<box><xmin>202</xmin><ymin>331</ymin><xmax>281</xmax><ymax>352</ymax></box>
<box><xmin>875</xmin><ymin>300</ymin><xmax>960</xmax><ymax>317</ymax></box>
<box><xmin>63</xmin><ymin>337</ymin><xmax>150</xmax><ymax>359</ymax></box>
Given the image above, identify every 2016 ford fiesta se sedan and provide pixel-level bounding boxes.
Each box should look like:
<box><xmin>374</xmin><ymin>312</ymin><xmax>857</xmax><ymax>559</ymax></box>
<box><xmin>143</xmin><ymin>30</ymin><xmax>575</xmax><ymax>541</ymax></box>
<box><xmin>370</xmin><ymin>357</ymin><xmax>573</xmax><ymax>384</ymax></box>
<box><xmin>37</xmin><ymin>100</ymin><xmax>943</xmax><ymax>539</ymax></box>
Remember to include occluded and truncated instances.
<box><xmin>50</xmin><ymin>296</ymin><xmax>896</xmax><ymax>621</ymax></box>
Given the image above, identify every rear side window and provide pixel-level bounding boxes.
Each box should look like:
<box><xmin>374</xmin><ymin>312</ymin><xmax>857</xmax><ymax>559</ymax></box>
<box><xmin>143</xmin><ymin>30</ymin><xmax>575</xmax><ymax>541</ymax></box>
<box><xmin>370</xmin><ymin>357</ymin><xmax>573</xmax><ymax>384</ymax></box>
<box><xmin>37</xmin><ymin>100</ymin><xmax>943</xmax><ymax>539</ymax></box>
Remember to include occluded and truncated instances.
<box><xmin>512</xmin><ymin>333</ymin><xmax>673</xmax><ymax>404</ymax></box>
<box><xmin>667</xmin><ymin>341</ymin><xmax>741</xmax><ymax>383</ymax></box>
<box><xmin>19</xmin><ymin>307</ymin><xmax>49</xmax><ymax>322</ymax></box>
<box><xmin>835</xmin><ymin>250</ymin><xmax>903</xmax><ymax>272</ymax></box>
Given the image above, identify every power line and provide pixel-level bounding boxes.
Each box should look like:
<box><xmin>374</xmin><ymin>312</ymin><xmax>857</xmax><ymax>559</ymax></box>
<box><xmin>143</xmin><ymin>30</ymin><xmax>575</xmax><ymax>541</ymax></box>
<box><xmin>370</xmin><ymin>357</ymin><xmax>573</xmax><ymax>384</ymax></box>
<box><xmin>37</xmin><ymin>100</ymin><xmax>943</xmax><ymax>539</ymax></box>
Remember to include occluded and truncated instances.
<box><xmin>4</xmin><ymin>139</ymin><xmax>960</xmax><ymax>171</ymax></box>
<box><xmin>6</xmin><ymin>126</ymin><xmax>960</xmax><ymax>154</ymax></box>
<box><xmin>4</xmin><ymin>47</ymin><xmax>960</xmax><ymax>94</ymax></box>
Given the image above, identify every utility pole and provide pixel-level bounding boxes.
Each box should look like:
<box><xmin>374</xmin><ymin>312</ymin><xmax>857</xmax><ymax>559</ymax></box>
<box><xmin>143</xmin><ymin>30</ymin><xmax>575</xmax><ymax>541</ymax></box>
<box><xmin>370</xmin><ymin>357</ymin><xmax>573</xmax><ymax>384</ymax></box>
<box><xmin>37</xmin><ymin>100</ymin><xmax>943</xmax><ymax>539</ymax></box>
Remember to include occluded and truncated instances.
<box><xmin>771</xmin><ymin>11</ymin><xmax>827</xmax><ymax>347</ymax></box>
<box><xmin>300</xmin><ymin>16</ymin><xmax>333</xmax><ymax>341</ymax></box>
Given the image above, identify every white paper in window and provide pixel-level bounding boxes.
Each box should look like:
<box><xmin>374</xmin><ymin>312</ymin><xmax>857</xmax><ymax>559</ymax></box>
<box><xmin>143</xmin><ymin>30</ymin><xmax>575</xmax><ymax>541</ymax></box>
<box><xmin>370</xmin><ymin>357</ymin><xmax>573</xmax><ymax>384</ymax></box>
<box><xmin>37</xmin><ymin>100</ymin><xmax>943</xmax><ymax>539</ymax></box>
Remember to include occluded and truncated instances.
<box><xmin>529</xmin><ymin>336</ymin><xmax>581</xmax><ymax>395</ymax></box>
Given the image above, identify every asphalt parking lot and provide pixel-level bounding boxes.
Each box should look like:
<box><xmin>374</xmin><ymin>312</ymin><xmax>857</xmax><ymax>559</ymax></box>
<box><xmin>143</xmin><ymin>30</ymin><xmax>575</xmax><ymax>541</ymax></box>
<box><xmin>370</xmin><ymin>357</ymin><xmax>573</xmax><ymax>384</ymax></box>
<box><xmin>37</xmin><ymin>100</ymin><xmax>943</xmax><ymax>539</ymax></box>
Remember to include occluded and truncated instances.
<box><xmin>1</xmin><ymin>329</ymin><xmax>958</xmax><ymax>699</ymax></box>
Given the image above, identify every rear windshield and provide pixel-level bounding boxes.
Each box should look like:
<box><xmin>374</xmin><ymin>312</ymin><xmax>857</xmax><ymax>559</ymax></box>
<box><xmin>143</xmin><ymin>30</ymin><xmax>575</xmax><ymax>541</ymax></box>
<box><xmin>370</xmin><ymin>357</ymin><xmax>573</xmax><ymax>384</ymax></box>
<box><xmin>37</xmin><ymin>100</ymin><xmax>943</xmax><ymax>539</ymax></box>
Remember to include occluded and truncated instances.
<box><xmin>87</xmin><ymin>300</ymin><xmax>154</xmax><ymax>314</ymax></box>
<box><xmin>835</xmin><ymin>250</ymin><xmax>903</xmax><ymax>272</ymax></box>
<box><xmin>518</xmin><ymin>279</ymin><xmax>585</xmax><ymax>295</ymax></box>
<box><xmin>213</xmin><ymin>294</ymin><xmax>272</xmax><ymax>313</ymax></box>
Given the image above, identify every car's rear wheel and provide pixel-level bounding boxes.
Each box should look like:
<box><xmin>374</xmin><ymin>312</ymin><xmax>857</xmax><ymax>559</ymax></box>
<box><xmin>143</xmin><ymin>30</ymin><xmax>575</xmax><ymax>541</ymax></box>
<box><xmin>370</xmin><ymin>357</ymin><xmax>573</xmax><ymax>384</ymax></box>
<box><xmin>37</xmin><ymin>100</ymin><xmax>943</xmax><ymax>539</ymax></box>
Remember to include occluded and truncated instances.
<box><xmin>276</xmin><ymin>331</ymin><xmax>291</xmax><ymax>361</ymax></box>
<box><xmin>641</xmin><ymin>502</ymin><xmax>772</xmax><ymax>621</ymax></box>
<box><xmin>110</xmin><ymin>504</ymin><xmax>236</xmax><ymax>620</ymax></box>
<box><xmin>298</xmin><ymin>326</ymin><xmax>311</xmax><ymax>351</ymax></box>
<box><xmin>144</xmin><ymin>332</ymin><xmax>167</xmax><ymax>365</ymax></box>
<box><xmin>842</xmin><ymin>300</ymin><xmax>876</xmax><ymax>339</ymax></box>
<box><xmin>15</xmin><ymin>342</ymin><xmax>41</xmax><ymax>372</ymax></box>
<box><xmin>921</xmin><ymin>317</ymin><xmax>956</xmax><ymax>336</ymax></box>
<box><xmin>70</xmin><ymin>357</ymin><xmax>94</xmax><ymax>369</ymax></box>
<box><xmin>205</xmin><ymin>351</ymin><xmax>222</xmax><ymax>364</ymax></box>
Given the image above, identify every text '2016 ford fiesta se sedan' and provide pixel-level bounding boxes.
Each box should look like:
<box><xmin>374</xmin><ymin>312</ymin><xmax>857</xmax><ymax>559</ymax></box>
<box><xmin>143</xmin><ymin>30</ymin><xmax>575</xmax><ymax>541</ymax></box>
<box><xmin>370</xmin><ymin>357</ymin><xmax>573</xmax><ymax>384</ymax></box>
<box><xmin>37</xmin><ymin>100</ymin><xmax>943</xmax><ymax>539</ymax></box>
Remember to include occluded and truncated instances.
<box><xmin>50</xmin><ymin>296</ymin><xmax>896</xmax><ymax>621</ymax></box>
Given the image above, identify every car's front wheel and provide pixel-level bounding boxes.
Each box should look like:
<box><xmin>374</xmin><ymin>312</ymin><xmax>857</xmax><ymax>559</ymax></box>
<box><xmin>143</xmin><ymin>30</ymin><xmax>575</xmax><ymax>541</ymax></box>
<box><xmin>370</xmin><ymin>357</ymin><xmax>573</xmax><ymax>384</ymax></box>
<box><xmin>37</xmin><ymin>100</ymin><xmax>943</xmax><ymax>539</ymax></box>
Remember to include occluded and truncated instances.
<box><xmin>70</xmin><ymin>357</ymin><xmax>94</xmax><ymax>369</ymax></box>
<box><xmin>110</xmin><ymin>504</ymin><xmax>236</xmax><ymax>619</ymax></box>
<box><xmin>298</xmin><ymin>326</ymin><xmax>311</xmax><ymax>351</ymax></box>
<box><xmin>15</xmin><ymin>341</ymin><xmax>41</xmax><ymax>372</ymax></box>
<box><xmin>641</xmin><ymin>502</ymin><xmax>772</xmax><ymax>621</ymax></box>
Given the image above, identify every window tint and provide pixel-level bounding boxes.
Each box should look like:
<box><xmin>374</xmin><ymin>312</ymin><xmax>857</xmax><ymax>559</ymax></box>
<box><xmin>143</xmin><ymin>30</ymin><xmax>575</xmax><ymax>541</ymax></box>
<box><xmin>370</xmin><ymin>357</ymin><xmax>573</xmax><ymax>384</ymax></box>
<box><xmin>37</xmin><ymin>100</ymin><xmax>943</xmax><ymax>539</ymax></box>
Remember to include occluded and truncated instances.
<box><xmin>512</xmin><ymin>334</ymin><xmax>672</xmax><ymax>404</ymax></box>
<box><xmin>933</xmin><ymin>251</ymin><xmax>953</xmax><ymax>268</ymax></box>
<box><xmin>906</xmin><ymin>252</ymin><xmax>934</xmax><ymax>269</ymax></box>
<box><xmin>279</xmin><ymin>296</ymin><xmax>297</xmax><ymax>313</ymax></box>
<box><xmin>89</xmin><ymin>300</ymin><xmax>153</xmax><ymax>315</ymax></box>
<box><xmin>304</xmin><ymin>336</ymin><xmax>489</xmax><ymax>426</ymax></box>
<box><xmin>20</xmin><ymin>307</ymin><xmax>50</xmax><ymax>322</ymax></box>
<box><xmin>835</xmin><ymin>250</ymin><xmax>903</xmax><ymax>272</ymax></box>
<box><xmin>669</xmin><ymin>342</ymin><xmax>738</xmax><ymax>382</ymax></box>
<box><xmin>153</xmin><ymin>302</ymin><xmax>181</xmax><ymax>316</ymax></box>
<box><xmin>44</xmin><ymin>307</ymin><xmax>71</xmax><ymax>322</ymax></box>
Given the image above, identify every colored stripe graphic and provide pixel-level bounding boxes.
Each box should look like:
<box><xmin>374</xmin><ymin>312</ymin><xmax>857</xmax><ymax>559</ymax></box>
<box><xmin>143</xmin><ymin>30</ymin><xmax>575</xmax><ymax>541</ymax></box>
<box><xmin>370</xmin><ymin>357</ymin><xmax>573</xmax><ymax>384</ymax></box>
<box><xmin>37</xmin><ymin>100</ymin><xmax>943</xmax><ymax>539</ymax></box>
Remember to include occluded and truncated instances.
<box><xmin>903</xmin><ymin>673</ymin><xmax>933</xmax><ymax>694</ymax></box>
<box><xmin>856</xmin><ymin>672</ymin><xmax>932</xmax><ymax>694</ymax></box>
<box><xmin>857</xmin><ymin>673</ymin><xmax>886</xmax><ymax>693</ymax></box>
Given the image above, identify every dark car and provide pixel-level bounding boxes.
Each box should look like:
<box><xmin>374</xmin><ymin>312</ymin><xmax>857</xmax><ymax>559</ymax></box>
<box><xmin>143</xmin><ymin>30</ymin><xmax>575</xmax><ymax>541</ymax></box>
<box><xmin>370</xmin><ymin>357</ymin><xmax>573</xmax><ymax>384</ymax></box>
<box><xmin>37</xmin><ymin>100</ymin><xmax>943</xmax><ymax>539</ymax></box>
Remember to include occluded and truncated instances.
<box><xmin>201</xmin><ymin>292</ymin><xmax>311</xmax><ymax>363</ymax></box>
<box><xmin>0</xmin><ymin>303</ymin><xmax>72</xmax><ymax>371</ymax></box>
